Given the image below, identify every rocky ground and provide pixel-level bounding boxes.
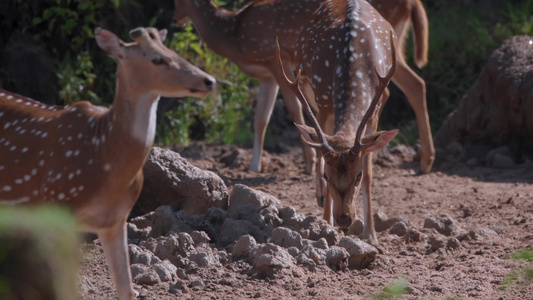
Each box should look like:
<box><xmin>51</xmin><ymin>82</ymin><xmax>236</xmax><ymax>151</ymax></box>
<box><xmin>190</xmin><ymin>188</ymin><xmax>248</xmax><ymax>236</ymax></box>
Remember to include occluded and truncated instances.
<box><xmin>79</xmin><ymin>142</ymin><xmax>533</xmax><ymax>300</ymax></box>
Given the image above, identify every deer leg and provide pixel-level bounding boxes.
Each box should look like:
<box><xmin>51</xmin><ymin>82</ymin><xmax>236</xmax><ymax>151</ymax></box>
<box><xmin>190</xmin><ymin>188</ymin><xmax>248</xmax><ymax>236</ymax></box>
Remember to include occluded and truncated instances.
<box><xmin>391</xmin><ymin>59</ymin><xmax>435</xmax><ymax>174</ymax></box>
<box><xmin>315</xmin><ymin>113</ymin><xmax>334</xmax><ymax>208</ymax></box>
<box><xmin>98</xmin><ymin>220</ymin><xmax>135</xmax><ymax>300</ymax></box>
<box><xmin>279</xmin><ymin>84</ymin><xmax>316</xmax><ymax>175</ymax></box>
<box><xmin>250</xmin><ymin>79</ymin><xmax>280</xmax><ymax>172</ymax></box>
<box><xmin>323</xmin><ymin>173</ymin><xmax>334</xmax><ymax>226</ymax></box>
<box><xmin>361</xmin><ymin>152</ymin><xmax>378</xmax><ymax>245</ymax></box>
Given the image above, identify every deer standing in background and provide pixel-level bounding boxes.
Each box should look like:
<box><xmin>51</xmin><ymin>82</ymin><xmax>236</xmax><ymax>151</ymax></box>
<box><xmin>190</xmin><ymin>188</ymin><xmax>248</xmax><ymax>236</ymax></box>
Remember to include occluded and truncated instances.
<box><xmin>173</xmin><ymin>0</ymin><xmax>434</xmax><ymax>179</ymax></box>
<box><xmin>0</xmin><ymin>27</ymin><xmax>215</xmax><ymax>299</ymax></box>
<box><xmin>173</xmin><ymin>0</ymin><xmax>323</xmax><ymax>174</ymax></box>
<box><xmin>277</xmin><ymin>0</ymin><xmax>397</xmax><ymax>243</ymax></box>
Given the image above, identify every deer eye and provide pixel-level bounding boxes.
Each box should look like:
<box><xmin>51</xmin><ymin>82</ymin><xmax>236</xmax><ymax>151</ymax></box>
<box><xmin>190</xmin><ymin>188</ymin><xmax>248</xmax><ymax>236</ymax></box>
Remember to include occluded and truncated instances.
<box><xmin>355</xmin><ymin>171</ymin><xmax>363</xmax><ymax>184</ymax></box>
<box><xmin>151</xmin><ymin>57</ymin><xmax>166</xmax><ymax>65</ymax></box>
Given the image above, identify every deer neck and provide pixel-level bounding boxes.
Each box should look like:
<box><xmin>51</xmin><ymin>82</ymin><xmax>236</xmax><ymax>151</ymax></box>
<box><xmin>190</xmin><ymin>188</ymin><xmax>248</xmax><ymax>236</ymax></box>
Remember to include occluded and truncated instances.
<box><xmin>185</xmin><ymin>0</ymin><xmax>239</xmax><ymax>57</ymax></box>
<box><xmin>332</xmin><ymin>78</ymin><xmax>373</xmax><ymax>141</ymax></box>
<box><xmin>102</xmin><ymin>75</ymin><xmax>160</xmax><ymax>178</ymax></box>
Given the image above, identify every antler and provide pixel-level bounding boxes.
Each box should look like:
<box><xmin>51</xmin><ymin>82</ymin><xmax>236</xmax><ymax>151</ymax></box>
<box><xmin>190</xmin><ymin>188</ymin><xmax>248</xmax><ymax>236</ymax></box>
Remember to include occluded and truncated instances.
<box><xmin>352</xmin><ymin>30</ymin><xmax>397</xmax><ymax>153</ymax></box>
<box><xmin>276</xmin><ymin>37</ymin><xmax>334</xmax><ymax>155</ymax></box>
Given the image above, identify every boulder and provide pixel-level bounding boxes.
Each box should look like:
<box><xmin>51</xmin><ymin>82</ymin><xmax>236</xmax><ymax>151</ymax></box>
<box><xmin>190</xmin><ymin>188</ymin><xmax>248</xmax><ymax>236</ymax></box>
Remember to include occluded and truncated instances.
<box><xmin>227</xmin><ymin>184</ymin><xmax>281</xmax><ymax>219</ymax></box>
<box><xmin>337</xmin><ymin>236</ymin><xmax>378</xmax><ymax>269</ymax></box>
<box><xmin>133</xmin><ymin>147</ymin><xmax>228</xmax><ymax>216</ymax></box>
<box><xmin>436</xmin><ymin>36</ymin><xmax>533</xmax><ymax>163</ymax></box>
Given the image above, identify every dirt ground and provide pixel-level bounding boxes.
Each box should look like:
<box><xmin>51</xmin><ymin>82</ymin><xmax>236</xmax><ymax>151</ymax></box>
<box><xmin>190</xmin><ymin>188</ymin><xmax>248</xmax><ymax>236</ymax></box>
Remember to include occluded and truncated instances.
<box><xmin>79</xmin><ymin>142</ymin><xmax>533</xmax><ymax>300</ymax></box>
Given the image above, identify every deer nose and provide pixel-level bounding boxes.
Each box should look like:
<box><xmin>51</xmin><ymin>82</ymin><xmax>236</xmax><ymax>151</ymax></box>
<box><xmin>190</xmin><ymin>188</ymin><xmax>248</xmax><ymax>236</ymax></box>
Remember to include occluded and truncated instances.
<box><xmin>204</xmin><ymin>76</ymin><xmax>215</xmax><ymax>90</ymax></box>
<box><xmin>336</xmin><ymin>214</ymin><xmax>353</xmax><ymax>228</ymax></box>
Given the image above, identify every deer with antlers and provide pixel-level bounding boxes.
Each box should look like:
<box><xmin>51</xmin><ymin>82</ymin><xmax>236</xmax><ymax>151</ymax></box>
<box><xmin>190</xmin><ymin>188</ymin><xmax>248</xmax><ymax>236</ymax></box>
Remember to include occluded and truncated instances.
<box><xmin>173</xmin><ymin>0</ymin><xmax>434</xmax><ymax>178</ymax></box>
<box><xmin>276</xmin><ymin>0</ymin><xmax>398</xmax><ymax>243</ymax></box>
<box><xmin>0</xmin><ymin>27</ymin><xmax>215</xmax><ymax>299</ymax></box>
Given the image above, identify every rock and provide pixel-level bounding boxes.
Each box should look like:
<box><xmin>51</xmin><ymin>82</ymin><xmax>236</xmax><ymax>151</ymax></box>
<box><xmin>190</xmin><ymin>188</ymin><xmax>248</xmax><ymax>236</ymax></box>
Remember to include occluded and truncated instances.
<box><xmin>300</xmin><ymin>245</ymin><xmax>326</xmax><ymax>265</ymax></box>
<box><xmin>423</xmin><ymin>215</ymin><xmax>464</xmax><ymax>236</ymax></box>
<box><xmin>346</xmin><ymin>217</ymin><xmax>364</xmax><ymax>236</ymax></box>
<box><xmin>296</xmin><ymin>253</ymin><xmax>316</xmax><ymax>271</ymax></box>
<box><xmin>374</xmin><ymin>211</ymin><xmax>403</xmax><ymax>232</ymax></box>
<box><xmin>132</xmin><ymin>266</ymin><xmax>160</xmax><ymax>285</ymax></box>
<box><xmin>446</xmin><ymin>237</ymin><xmax>462</xmax><ymax>250</ymax></box>
<box><xmin>251</xmin><ymin>243</ymin><xmax>295</xmax><ymax>277</ymax></box>
<box><xmin>190</xmin><ymin>278</ymin><xmax>205</xmax><ymax>290</ymax></box>
<box><xmin>151</xmin><ymin>206</ymin><xmax>179</xmax><ymax>237</ymax></box>
<box><xmin>219</xmin><ymin>218</ymin><xmax>258</xmax><ymax>247</ymax></box>
<box><xmin>134</xmin><ymin>147</ymin><xmax>228</xmax><ymax>216</ymax></box>
<box><xmin>325</xmin><ymin>246</ymin><xmax>349</xmax><ymax>271</ymax></box>
<box><xmin>428</xmin><ymin>236</ymin><xmax>446</xmax><ymax>252</ymax></box>
<box><xmin>127</xmin><ymin>222</ymin><xmax>150</xmax><ymax>241</ymax></box>
<box><xmin>188</xmin><ymin>247</ymin><xmax>221</xmax><ymax>268</ymax></box>
<box><xmin>301</xmin><ymin>216</ymin><xmax>340</xmax><ymax>246</ymax></box>
<box><xmin>270</xmin><ymin>227</ymin><xmax>304</xmax><ymax>249</ymax></box>
<box><xmin>228</xmin><ymin>184</ymin><xmax>281</xmax><ymax>219</ymax></box>
<box><xmin>456</xmin><ymin>228</ymin><xmax>498</xmax><ymax>242</ymax></box>
<box><xmin>131</xmin><ymin>264</ymin><xmax>149</xmax><ymax>280</ymax></box>
<box><xmin>446</xmin><ymin>142</ymin><xmax>465</xmax><ymax>160</ymax></box>
<box><xmin>337</xmin><ymin>236</ymin><xmax>378</xmax><ymax>269</ymax></box>
<box><xmin>232</xmin><ymin>235</ymin><xmax>257</xmax><ymax>259</ymax></box>
<box><xmin>169</xmin><ymin>279</ymin><xmax>189</xmax><ymax>294</ymax></box>
<box><xmin>279</xmin><ymin>206</ymin><xmax>306</xmax><ymax>229</ymax></box>
<box><xmin>152</xmin><ymin>261</ymin><xmax>177</xmax><ymax>282</ymax></box>
<box><xmin>404</xmin><ymin>229</ymin><xmax>424</xmax><ymax>243</ymax></box>
<box><xmin>129</xmin><ymin>244</ymin><xmax>161</xmax><ymax>265</ymax></box>
<box><xmin>435</xmin><ymin>36</ymin><xmax>533</xmax><ymax>162</ymax></box>
<box><xmin>491</xmin><ymin>153</ymin><xmax>516</xmax><ymax>168</ymax></box>
<box><xmin>190</xmin><ymin>230</ymin><xmax>211</xmax><ymax>247</ymax></box>
<box><xmin>195</xmin><ymin>208</ymin><xmax>231</xmax><ymax>244</ymax></box>
<box><xmin>310</xmin><ymin>238</ymin><xmax>329</xmax><ymax>250</ymax></box>
<box><xmin>389</xmin><ymin>221</ymin><xmax>409</xmax><ymax>236</ymax></box>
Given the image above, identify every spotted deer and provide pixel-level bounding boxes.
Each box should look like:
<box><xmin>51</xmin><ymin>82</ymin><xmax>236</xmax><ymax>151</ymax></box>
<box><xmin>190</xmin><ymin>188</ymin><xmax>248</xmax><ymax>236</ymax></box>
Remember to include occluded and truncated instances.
<box><xmin>276</xmin><ymin>0</ymin><xmax>398</xmax><ymax>243</ymax></box>
<box><xmin>0</xmin><ymin>27</ymin><xmax>215</xmax><ymax>299</ymax></box>
<box><xmin>172</xmin><ymin>0</ymin><xmax>434</xmax><ymax>177</ymax></box>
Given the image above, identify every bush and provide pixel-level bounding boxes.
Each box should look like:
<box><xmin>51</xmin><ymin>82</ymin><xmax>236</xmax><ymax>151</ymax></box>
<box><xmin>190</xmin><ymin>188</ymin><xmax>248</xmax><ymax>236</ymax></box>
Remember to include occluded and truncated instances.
<box><xmin>156</xmin><ymin>24</ymin><xmax>256</xmax><ymax>146</ymax></box>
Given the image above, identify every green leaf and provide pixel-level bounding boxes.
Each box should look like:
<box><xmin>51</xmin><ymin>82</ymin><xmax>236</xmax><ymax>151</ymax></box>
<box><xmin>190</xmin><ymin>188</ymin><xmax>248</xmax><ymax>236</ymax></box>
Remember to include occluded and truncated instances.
<box><xmin>111</xmin><ymin>0</ymin><xmax>120</xmax><ymax>8</ymax></box>
<box><xmin>43</xmin><ymin>8</ymin><xmax>54</xmax><ymax>20</ymax></box>
<box><xmin>32</xmin><ymin>17</ymin><xmax>43</xmax><ymax>25</ymax></box>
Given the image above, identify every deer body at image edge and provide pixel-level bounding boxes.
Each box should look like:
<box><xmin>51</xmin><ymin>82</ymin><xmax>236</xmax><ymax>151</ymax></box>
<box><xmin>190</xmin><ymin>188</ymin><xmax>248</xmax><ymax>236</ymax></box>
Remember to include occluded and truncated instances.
<box><xmin>277</xmin><ymin>0</ymin><xmax>398</xmax><ymax>243</ymax></box>
<box><xmin>0</xmin><ymin>27</ymin><xmax>215</xmax><ymax>300</ymax></box>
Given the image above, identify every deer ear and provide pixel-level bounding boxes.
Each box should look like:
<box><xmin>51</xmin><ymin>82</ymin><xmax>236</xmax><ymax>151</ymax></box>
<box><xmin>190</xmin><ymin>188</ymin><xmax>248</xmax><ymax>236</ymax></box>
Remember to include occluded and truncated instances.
<box><xmin>362</xmin><ymin>129</ymin><xmax>399</xmax><ymax>153</ymax></box>
<box><xmin>295</xmin><ymin>123</ymin><xmax>319</xmax><ymax>144</ymax></box>
<box><xmin>158</xmin><ymin>29</ymin><xmax>168</xmax><ymax>42</ymax></box>
<box><xmin>95</xmin><ymin>27</ymin><xmax>124</xmax><ymax>60</ymax></box>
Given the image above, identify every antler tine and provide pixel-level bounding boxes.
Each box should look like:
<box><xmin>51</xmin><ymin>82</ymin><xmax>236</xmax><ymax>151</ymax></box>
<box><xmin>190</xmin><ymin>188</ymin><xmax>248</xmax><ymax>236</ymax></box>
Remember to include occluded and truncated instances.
<box><xmin>352</xmin><ymin>30</ymin><xmax>397</xmax><ymax>152</ymax></box>
<box><xmin>275</xmin><ymin>37</ymin><xmax>333</xmax><ymax>154</ymax></box>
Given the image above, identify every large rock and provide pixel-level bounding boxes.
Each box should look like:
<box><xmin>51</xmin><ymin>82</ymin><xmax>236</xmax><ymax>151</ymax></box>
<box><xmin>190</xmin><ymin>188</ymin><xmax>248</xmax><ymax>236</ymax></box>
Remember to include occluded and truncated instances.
<box><xmin>133</xmin><ymin>147</ymin><xmax>228</xmax><ymax>216</ymax></box>
<box><xmin>436</xmin><ymin>36</ymin><xmax>533</xmax><ymax>163</ymax></box>
<box><xmin>227</xmin><ymin>184</ymin><xmax>281</xmax><ymax>219</ymax></box>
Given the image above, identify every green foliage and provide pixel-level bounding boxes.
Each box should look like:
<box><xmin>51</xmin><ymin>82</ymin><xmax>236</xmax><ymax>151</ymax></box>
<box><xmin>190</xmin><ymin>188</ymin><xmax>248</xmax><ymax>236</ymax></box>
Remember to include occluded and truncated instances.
<box><xmin>58</xmin><ymin>51</ymin><xmax>100</xmax><ymax>105</ymax></box>
<box><xmin>500</xmin><ymin>248</ymin><xmax>533</xmax><ymax>291</ymax></box>
<box><xmin>0</xmin><ymin>206</ymin><xmax>79</xmax><ymax>300</ymax></box>
<box><xmin>13</xmin><ymin>0</ymin><xmax>123</xmax><ymax>105</ymax></box>
<box><xmin>155</xmin><ymin>24</ymin><xmax>256</xmax><ymax>146</ymax></box>
<box><xmin>371</xmin><ymin>278</ymin><xmax>410</xmax><ymax>299</ymax></box>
